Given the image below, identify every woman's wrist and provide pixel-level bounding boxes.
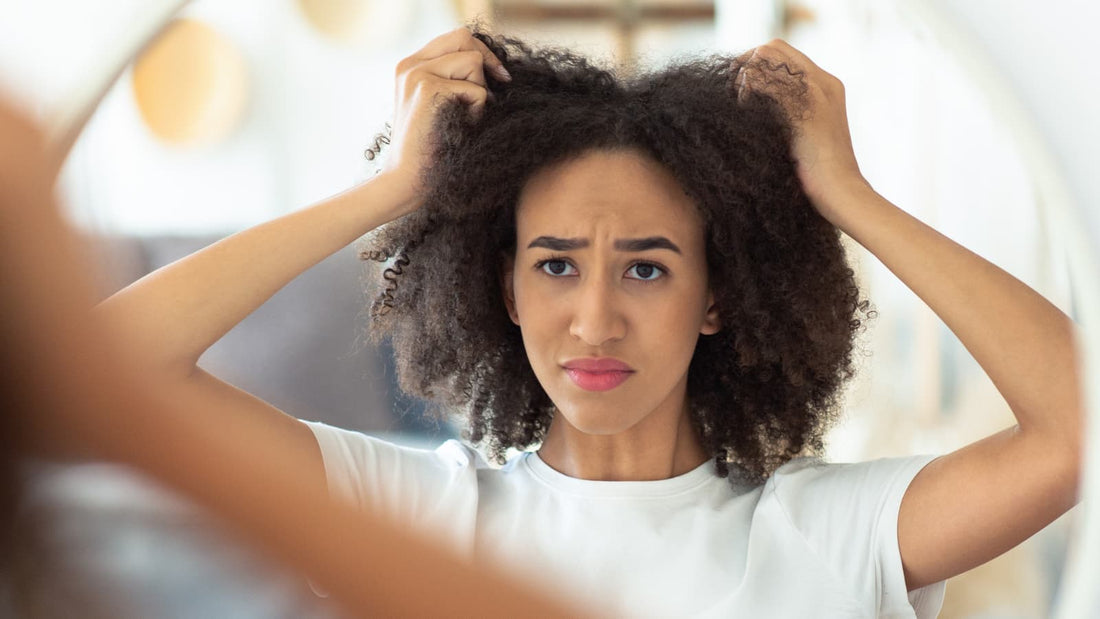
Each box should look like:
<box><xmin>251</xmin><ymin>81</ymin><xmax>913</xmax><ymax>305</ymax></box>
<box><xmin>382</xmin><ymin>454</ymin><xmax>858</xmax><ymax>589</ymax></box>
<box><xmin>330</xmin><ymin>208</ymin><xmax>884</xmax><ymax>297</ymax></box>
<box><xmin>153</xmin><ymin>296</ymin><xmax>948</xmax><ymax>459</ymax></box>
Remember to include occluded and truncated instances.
<box><xmin>358</xmin><ymin>169</ymin><xmax>422</xmax><ymax>224</ymax></box>
<box><xmin>805</xmin><ymin>173</ymin><xmax>878</xmax><ymax>230</ymax></box>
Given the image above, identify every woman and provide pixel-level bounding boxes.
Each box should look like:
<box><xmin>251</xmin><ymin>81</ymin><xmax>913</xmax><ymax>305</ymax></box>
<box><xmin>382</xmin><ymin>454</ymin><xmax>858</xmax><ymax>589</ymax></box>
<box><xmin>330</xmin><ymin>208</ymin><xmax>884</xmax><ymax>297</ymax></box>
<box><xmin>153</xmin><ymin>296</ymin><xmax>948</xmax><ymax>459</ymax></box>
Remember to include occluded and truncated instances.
<box><xmin>96</xmin><ymin>23</ymin><xmax>1083</xmax><ymax>617</ymax></box>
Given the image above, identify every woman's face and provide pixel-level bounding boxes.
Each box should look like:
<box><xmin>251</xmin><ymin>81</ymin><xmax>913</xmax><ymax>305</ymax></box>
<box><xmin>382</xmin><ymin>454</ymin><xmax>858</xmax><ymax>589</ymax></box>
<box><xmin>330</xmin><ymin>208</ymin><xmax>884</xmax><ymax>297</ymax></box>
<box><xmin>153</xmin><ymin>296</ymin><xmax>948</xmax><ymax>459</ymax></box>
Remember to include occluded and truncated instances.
<box><xmin>501</xmin><ymin>148</ymin><xmax>721</xmax><ymax>436</ymax></box>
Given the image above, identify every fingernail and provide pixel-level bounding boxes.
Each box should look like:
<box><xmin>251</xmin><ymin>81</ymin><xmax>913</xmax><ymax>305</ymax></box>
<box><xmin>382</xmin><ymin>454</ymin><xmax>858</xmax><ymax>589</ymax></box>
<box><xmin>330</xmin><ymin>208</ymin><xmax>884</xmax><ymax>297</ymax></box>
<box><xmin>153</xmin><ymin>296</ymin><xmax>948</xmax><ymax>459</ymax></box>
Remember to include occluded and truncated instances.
<box><xmin>495</xmin><ymin>65</ymin><xmax>512</xmax><ymax>80</ymax></box>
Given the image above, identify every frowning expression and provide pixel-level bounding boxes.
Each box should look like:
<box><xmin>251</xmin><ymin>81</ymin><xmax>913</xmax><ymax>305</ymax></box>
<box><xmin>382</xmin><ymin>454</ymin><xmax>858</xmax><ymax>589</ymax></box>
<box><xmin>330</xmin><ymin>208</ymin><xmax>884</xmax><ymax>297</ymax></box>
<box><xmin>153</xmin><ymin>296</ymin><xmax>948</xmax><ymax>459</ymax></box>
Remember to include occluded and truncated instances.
<box><xmin>501</xmin><ymin>147</ymin><xmax>721</xmax><ymax>435</ymax></box>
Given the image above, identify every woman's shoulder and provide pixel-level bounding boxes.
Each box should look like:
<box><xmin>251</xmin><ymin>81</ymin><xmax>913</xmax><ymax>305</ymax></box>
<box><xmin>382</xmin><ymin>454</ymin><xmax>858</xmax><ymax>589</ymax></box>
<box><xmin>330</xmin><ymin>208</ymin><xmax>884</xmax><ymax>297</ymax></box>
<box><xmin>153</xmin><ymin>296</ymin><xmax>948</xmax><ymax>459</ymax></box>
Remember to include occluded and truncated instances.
<box><xmin>761</xmin><ymin>453</ymin><xmax>947</xmax><ymax>617</ymax></box>
<box><xmin>762</xmin><ymin>452</ymin><xmax>941</xmax><ymax>547</ymax></box>
<box><xmin>309</xmin><ymin>421</ymin><xmax>502</xmax><ymax>472</ymax></box>
<box><xmin>768</xmin><ymin>452</ymin><xmax>940</xmax><ymax>492</ymax></box>
<box><xmin>301</xmin><ymin>421</ymin><xmax>486</xmax><ymax>504</ymax></box>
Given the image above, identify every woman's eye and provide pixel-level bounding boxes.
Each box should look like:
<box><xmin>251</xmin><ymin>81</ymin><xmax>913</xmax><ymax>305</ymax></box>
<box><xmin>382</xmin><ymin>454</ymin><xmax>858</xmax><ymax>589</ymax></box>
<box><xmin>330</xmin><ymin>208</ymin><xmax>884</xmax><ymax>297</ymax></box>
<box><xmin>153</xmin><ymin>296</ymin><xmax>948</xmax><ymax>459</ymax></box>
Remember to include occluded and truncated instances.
<box><xmin>627</xmin><ymin>262</ymin><xmax>664</xmax><ymax>281</ymax></box>
<box><xmin>539</xmin><ymin>259</ymin><xmax>576</xmax><ymax>277</ymax></box>
<box><xmin>536</xmin><ymin>259</ymin><xmax>665</xmax><ymax>282</ymax></box>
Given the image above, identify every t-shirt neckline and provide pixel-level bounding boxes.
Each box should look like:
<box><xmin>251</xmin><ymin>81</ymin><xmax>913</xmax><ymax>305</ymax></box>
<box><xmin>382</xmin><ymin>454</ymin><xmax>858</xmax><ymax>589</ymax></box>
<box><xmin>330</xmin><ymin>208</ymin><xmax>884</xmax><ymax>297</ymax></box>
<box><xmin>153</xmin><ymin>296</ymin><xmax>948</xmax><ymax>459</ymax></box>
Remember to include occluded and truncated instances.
<box><xmin>523</xmin><ymin>450</ymin><xmax>716</xmax><ymax>498</ymax></box>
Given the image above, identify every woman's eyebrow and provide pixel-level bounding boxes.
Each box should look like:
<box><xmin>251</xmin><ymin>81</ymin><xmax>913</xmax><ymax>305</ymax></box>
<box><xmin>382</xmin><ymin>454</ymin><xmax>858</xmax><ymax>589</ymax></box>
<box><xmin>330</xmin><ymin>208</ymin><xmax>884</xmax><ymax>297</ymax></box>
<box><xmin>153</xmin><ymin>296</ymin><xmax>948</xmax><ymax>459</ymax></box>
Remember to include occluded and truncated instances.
<box><xmin>526</xmin><ymin>235</ymin><xmax>682</xmax><ymax>255</ymax></box>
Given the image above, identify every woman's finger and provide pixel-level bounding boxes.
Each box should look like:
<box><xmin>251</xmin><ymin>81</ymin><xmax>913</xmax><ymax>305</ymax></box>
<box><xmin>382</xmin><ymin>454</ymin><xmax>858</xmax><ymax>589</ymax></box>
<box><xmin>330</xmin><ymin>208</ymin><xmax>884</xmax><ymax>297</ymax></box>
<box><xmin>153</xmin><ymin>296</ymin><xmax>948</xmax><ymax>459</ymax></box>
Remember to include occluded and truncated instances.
<box><xmin>406</xmin><ymin>26</ymin><xmax>510</xmax><ymax>83</ymax></box>
<box><xmin>468</xmin><ymin>31</ymin><xmax>512</xmax><ymax>81</ymax></box>
<box><xmin>764</xmin><ymin>39</ymin><xmax>824</xmax><ymax>75</ymax></box>
<box><xmin>405</xmin><ymin>50</ymin><xmax>496</xmax><ymax>122</ymax></box>
<box><xmin>748</xmin><ymin>42</ymin><xmax>807</xmax><ymax>80</ymax></box>
<box><xmin>415</xmin><ymin>49</ymin><xmax>490</xmax><ymax>92</ymax></box>
<box><xmin>735</xmin><ymin>39</ymin><xmax>828</xmax><ymax>108</ymax></box>
<box><xmin>734</xmin><ymin>49</ymin><xmax>757</xmax><ymax>103</ymax></box>
<box><xmin>755</xmin><ymin>39</ymin><xmax>845</xmax><ymax>110</ymax></box>
<box><xmin>426</xmin><ymin>77</ymin><xmax>492</xmax><ymax>120</ymax></box>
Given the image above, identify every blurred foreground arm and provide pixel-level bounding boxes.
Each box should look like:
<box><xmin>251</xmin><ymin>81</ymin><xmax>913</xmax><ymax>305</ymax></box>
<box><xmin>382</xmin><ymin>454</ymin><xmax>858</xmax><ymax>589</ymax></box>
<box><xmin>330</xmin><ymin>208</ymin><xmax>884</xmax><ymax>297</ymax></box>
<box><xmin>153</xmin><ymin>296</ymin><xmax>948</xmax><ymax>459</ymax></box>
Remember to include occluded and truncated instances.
<box><xmin>0</xmin><ymin>98</ymin><xmax>597</xmax><ymax>619</ymax></box>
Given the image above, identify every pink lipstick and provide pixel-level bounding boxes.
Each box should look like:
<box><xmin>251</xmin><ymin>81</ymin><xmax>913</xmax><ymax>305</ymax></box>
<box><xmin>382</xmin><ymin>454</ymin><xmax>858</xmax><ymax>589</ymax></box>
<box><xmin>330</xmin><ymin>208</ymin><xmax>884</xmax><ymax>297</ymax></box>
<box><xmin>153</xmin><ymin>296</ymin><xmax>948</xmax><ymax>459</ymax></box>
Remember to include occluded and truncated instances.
<box><xmin>561</xmin><ymin>357</ymin><xmax>635</xmax><ymax>392</ymax></box>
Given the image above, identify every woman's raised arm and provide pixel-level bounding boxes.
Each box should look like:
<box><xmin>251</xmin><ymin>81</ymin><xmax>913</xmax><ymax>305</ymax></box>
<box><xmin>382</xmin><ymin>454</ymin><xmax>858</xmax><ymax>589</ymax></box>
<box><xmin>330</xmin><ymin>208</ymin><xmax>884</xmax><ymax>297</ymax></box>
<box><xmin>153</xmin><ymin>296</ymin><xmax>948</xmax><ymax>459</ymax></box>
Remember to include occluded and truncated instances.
<box><xmin>86</xmin><ymin>27</ymin><xmax>512</xmax><ymax>474</ymax></box>
<box><xmin>739</xmin><ymin>39</ymin><xmax>1083</xmax><ymax>592</ymax></box>
<box><xmin>93</xmin><ymin>174</ymin><xmax>413</xmax><ymax>374</ymax></box>
<box><xmin>82</xmin><ymin>25</ymin><xmax>514</xmax><ymax>509</ymax></box>
<box><xmin>94</xmin><ymin>26</ymin><xmax>510</xmax><ymax>377</ymax></box>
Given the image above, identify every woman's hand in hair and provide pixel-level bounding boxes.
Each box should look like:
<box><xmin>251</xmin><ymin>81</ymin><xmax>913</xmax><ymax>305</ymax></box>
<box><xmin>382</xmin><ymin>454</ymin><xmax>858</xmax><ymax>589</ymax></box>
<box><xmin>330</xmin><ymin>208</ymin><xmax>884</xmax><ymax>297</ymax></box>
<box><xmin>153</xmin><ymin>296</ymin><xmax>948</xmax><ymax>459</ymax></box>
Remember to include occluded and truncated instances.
<box><xmin>380</xmin><ymin>26</ymin><xmax>512</xmax><ymax>218</ymax></box>
<box><xmin>736</xmin><ymin>39</ymin><xmax>870</xmax><ymax>222</ymax></box>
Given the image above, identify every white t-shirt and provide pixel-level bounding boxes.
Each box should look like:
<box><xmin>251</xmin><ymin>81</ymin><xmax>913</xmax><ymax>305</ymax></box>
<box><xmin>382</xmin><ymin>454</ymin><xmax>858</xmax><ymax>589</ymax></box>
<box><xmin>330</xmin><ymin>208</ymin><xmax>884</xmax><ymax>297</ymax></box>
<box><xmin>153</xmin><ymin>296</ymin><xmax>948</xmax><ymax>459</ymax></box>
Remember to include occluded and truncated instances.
<box><xmin>304</xmin><ymin>420</ymin><xmax>947</xmax><ymax>618</ymax></box>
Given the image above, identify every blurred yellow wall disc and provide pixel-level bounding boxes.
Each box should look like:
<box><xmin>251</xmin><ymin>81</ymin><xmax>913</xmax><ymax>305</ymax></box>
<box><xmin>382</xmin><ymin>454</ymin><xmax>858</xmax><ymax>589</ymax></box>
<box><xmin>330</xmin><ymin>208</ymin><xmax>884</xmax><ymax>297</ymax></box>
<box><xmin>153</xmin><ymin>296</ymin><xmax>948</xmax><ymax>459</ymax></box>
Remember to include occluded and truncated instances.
<box><xmin>296</xmin><ymin>0</ymin><xmax>372</xmax><ymax>43</ymax></box>
<box><xmin>131</xmin><ymin>18</ymin><xmax>249</xmax><ymax>147</ymax></box>
<box><xmin>295</xmin><ymin>0</ymin><xmax>415</xmax><ymax>47</ymax></box>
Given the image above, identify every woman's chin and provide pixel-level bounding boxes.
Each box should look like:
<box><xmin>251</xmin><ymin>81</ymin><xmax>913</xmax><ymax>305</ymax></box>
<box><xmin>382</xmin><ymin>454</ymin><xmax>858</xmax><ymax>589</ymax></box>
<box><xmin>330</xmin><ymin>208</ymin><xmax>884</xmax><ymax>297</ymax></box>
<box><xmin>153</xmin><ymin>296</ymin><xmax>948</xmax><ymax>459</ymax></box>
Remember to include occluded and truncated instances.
<box><xmin>556</xmin><ymin>409</ymin><xmax>640</xmax><ymax>436</ymax></box>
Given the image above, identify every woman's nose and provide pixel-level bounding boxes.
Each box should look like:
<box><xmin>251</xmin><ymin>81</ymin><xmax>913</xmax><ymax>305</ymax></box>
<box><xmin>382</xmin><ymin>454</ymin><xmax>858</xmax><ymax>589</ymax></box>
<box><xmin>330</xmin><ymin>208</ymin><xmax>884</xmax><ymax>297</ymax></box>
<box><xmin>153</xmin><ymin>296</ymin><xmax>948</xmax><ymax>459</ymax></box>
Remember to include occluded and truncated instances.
<box><xmin>568</xmin><ymin>275</ymin><xmax>627</xmax><ymax>346</ymax></box>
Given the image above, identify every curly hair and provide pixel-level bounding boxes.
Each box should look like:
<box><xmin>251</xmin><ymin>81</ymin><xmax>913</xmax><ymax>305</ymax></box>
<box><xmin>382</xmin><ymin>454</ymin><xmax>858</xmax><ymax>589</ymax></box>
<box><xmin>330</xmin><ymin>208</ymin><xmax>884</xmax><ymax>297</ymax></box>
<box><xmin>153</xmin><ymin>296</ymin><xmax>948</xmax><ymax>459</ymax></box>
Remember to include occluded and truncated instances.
<box><xmin>357</xmin><ymin>22</ymin><xmax>874</xmax><ymax>485</ymax></box>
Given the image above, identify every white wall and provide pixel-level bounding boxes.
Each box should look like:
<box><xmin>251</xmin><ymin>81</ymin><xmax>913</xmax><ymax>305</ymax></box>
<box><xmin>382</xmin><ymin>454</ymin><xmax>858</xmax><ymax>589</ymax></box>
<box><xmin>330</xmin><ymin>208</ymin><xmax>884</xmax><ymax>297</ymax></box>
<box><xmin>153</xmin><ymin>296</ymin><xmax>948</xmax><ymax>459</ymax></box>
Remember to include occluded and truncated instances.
<box><xmin>913</xmin><ymin>3</ymin><xmax>1100</xmax><ymax>616</ymax></box>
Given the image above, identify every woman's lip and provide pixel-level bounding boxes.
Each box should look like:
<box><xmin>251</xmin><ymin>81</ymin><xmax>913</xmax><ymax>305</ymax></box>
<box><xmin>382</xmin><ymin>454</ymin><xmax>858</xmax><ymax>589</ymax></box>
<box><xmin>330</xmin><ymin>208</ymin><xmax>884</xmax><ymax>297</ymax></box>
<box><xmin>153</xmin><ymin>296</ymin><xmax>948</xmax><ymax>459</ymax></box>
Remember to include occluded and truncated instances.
<box><xmin>564</xmin><ymin>368</ymin><xmax>634</xmax><ymax>392</ymax></box>
<box><xmin>561</xmin><ymin>357</ymin><xmax>634</xmax><ymax>372</ymax></box>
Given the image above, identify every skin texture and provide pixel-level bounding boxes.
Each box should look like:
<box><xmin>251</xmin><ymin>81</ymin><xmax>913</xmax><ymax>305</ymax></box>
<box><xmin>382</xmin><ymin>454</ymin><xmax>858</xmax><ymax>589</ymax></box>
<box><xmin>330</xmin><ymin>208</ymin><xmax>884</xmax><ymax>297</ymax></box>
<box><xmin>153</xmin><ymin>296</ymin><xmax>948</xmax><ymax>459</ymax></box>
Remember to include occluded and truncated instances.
<box><xmin>501</xmin><ymin>148</ymin><xmax>720</xmax><ymax>481</ymax></box>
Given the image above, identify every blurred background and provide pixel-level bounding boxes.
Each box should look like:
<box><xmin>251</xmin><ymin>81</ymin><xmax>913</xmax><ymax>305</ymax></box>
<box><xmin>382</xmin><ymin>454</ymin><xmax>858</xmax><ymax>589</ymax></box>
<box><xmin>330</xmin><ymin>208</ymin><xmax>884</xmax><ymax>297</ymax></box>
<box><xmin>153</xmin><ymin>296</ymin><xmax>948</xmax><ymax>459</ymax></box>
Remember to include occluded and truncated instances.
<box><xmin>1</xmin><ymin>0</ymin><xmax>1095</xmax><ymax>617</ymax></box>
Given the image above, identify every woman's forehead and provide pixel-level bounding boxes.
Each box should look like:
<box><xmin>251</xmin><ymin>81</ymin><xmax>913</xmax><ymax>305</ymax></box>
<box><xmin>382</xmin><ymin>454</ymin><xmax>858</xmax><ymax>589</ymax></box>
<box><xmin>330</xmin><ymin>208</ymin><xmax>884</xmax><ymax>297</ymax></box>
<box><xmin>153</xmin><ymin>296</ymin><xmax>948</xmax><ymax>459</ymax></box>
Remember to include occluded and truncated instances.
<box><xmin>516</xmin><ymin>148</ymin><xmax>702</xmax><ymax>239</ymax></box>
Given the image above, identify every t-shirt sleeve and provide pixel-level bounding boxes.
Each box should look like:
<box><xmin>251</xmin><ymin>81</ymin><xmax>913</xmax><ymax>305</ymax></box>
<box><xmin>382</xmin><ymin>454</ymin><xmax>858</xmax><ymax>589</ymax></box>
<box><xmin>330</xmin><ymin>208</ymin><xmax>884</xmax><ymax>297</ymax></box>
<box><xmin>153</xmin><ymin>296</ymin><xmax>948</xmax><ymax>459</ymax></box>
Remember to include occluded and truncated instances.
<box><xmin>301</xmin><ymin>420</ymin><xmax>482</xmax><ymax>558</ymax></box>
<box><xmin>771</xmin><ymin>454</ymin><xmax>948</xmax><ymax>619</ymax></box>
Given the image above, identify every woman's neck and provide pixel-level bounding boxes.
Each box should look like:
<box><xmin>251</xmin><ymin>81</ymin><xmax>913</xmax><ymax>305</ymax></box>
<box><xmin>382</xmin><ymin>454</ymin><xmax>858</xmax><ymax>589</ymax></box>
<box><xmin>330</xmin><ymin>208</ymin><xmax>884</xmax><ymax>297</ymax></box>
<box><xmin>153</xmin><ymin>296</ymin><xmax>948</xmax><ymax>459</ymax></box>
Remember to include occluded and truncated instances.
<box><xmin>536</xmin><ymin>403</ymin><xmax>710</xmax><ymax>481</ymax></box>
